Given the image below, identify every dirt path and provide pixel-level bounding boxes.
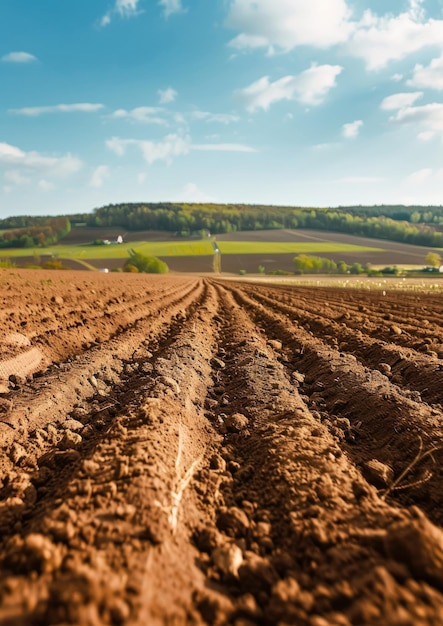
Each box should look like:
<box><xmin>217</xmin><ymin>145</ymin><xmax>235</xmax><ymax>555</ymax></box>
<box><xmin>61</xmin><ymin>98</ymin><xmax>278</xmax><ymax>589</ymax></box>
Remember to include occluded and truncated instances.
<box><xmin>1</xmin><ymin>270</ymin><xmax>443</xmax><ymax>625</ymax></box>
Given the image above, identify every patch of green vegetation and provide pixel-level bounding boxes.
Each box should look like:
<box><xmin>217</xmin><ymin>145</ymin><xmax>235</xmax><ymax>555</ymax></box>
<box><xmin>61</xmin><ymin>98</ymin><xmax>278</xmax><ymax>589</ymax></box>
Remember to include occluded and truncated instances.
<box><xmin>135</xmin><ymin>241</ymin><xmax>214</xmax><ymax>257</ymax></box>
<box><xmin>124</xmin><ymin>252</ymin><xmax>168</xmax><ymax>274</ymax></box>
<box><xmin>268</xmin><ymin>269</ymin><xmax>293</xmax><ymax>275</ymax></box>
<box><xmin>217</xmin><ymin>242</ymin><xmax>382</xmax><ymax>255</ymax></box>
<box><xmin>0</xmin><ymin>240</ymin><xmax>214</xmax><ymax>260</ymax></box>
<box><xmin>42</xmin><ymin>260</ymin><xmax>66</xmax><ymax>270</ymax></box>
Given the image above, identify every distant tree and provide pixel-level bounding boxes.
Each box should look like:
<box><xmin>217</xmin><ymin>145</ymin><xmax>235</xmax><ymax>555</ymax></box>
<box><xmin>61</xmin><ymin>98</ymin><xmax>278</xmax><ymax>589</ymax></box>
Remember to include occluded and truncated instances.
<box><xmin>294</xmin><ymin>254</ymin><xmax>337</xmax><ymax>274</ymax></box>
<box><xmin>124</xmin><ymin>252</ymin><xmax>169</xmax><ymax>274</ymax></box>
<box><xmin>0</xmin><ymin>217</ymin><xmax>71</xmax><ymax>248</ymax></box>
<box><xmin>425</xmin><ymin>252</ymin><xmax>441</xmax><ymax>268</ymax></box>
<box><xmin>349</xmin><ymin>262</ymin><xmax>365</xmax><ymax>275</ymax></box>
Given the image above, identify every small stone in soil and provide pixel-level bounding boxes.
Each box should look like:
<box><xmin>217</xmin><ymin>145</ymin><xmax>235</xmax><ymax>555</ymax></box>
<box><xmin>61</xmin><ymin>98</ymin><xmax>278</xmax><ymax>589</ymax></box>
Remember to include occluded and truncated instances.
<box><xmin>224</xmin><ymin>413</ymin><xmax>249</xmax><ymax>433</ymax></box>
<box><xmin>217</xmin><ymin>507</ymin><xmax>250</xmax><ymax>538</ymax></box>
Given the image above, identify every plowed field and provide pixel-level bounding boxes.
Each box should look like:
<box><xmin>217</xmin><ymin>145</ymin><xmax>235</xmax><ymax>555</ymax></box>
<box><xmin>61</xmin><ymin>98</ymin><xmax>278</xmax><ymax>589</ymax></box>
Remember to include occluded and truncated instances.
<box><xmin>2</xmin><ymin>270</ymin><xmax>443</xmax><ymax>626</ymax></box>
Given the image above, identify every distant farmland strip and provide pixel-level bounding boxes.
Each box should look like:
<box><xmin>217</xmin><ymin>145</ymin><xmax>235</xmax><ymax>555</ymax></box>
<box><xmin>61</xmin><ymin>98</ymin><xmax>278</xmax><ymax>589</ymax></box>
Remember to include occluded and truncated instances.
<box><xmin>216</xmin><ymin>242</ymin><xmax>383</xmax><ymax>255</ymax></box>
<box><xmin>0</xmin><ymin>241</ymin><xmax>215</xmax><ymax>259</ymax></box>
<box><xmin>0</xmin><ymin>240</ymin><xmax>382</xmax><ymax>261</ymax></box>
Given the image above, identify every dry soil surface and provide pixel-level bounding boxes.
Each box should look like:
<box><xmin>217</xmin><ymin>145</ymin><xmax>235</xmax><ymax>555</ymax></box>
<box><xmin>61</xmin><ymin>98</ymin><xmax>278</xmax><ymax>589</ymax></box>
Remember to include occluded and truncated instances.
<box><xmin>2</xmin><ymin>270</ymin><xmax>443</xmax><ymax>625</ymax></box>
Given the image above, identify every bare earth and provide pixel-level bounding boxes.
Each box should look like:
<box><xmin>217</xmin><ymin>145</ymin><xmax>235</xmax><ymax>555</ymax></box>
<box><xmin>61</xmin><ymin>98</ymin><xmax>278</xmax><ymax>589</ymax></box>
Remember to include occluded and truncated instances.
<box><xmin>2</xmin><ymin>269</ymin><xmax>443</xmax><ymax>625</ymax></box>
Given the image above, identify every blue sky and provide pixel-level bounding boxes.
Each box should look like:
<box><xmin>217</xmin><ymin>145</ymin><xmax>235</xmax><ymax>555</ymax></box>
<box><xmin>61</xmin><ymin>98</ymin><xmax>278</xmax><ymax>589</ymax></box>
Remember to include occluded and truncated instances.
<box><xmin>2</xmin><ymin>0</ymin><xmax>443</xmax><ymax>217</ymax></box>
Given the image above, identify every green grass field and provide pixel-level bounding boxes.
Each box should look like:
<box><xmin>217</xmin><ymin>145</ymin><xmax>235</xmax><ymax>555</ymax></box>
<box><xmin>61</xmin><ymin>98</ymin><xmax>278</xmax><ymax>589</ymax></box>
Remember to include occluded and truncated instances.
<box><xmin>0</xmin><ymin>240</ymin><xmax>383</xmax><ymax>260</ymax></box>
<box><xmin>0</xmin><ymin>241</ymin><xmax>215</xmax><ymax>259</ymax></box>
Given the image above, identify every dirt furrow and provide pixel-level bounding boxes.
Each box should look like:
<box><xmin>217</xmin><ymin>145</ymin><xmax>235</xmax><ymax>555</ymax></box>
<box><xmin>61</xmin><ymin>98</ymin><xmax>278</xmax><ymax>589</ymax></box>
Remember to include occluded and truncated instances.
<box><xmin>0</xmin><ymin>281</ymin><xmax>224</xmax><ymax>625</ymax></box>
<box><xmin>3</xmin><ymin>272</ymin><xmax>443</xmax><ymax>626</ymax></box>
<box><xmin>186</xmin><ymin>281</ymin><xmax>443</xmax><ymax>625</ymax></box>
<box><xmin>30</xmin><ymin>279</ymin><xmax>197</xmax><ymax>365</ymax></box>
<box><xmin>241</xmin><ymin>286</ymin><xmax>443</xmax><ymax>406</ymax></box>
<box><xmin>0</xmin><ymin>272</ymin><xmax>198</xmax><ymax>367</ymax></box>
<box><xmin>0</xmin><ymin>278</ymin><xmax>205</xmax><ymax>474</ymax></box>
<box><xmin>223</xmin><ymin>282</ymin><xmax>443</xmax><ymax>525</ymax></box>
<box><xmin>271</xmin><ymin>285</ymin><xmax>443</xmax><ymax>329</ymax></box>
<box><xmin>244</xmin><ymin>283</ymin><xmax>443</xmax><ymax>357</ymax></box>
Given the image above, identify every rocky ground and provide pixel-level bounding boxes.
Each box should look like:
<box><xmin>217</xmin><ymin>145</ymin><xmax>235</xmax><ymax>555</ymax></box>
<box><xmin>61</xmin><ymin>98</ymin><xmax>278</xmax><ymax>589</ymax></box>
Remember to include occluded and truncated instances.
<box><xmin>1</xmin><ymin>269</ymin><xmax>443</xmax><ymax>625</ymax></box>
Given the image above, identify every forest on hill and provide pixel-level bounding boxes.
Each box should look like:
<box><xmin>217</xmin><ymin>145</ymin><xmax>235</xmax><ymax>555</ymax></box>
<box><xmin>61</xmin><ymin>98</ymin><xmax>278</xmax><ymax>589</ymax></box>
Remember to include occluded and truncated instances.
<box><xmin>0</xmin><ymin>217</ymin><xmax>71</xmax><ymax>249</ymax></box>
<box><xmin>2</xmin><ymin>204</ymin><xmax>443</xmax><ymax>248</ymax></box>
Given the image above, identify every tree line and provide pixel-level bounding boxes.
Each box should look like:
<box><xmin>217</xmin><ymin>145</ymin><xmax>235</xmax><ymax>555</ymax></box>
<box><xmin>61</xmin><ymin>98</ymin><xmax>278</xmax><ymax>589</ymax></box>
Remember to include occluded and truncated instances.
<box><xmin>81</xmin><ymin>203</ymin><xmax>443</xmax><ymax>247</ymax></box>
<box><xmin>2</xmin><ymin>204</ymin><xmax>443</xmax><ymax>248</ymax></box>
<box><xmin>293</xmin><ymin>253</ymin><xmax>442</xmax><ymax>276</ymax></box>
<box><xmin>0</xmin><ymin>217</ymin><xmax>71</xmax><ymax>248</ymax></box>
<box><xmin>293</xmin><ymin>255</ymin><xmax>365</xmax><ymax>275</ymax></box>
<box><xmin>339</xmin><ymin>205</ymin><xmax>443</xmax><ymax>225</ymax></box>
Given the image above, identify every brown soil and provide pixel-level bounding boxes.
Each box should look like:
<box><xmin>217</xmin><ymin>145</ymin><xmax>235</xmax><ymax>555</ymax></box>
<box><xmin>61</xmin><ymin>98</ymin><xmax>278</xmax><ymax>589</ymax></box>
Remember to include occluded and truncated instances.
<box><xmin>1</xmin><ymin>269</ymin><xmax>443</xmax><ymax>625</ymax></box>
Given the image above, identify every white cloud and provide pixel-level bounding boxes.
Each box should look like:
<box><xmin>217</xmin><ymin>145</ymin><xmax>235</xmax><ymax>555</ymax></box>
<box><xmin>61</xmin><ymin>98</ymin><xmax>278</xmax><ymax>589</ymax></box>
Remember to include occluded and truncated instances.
<box><xmin>9</xmin><ymin>103</ymin><xmax>104</xmax><ymax>116</ymax></box>
<box><xmin>228</xmin><ymin>34</ymin><xmax>270</xmax><ymax>51</ymax></box>
<box><xmin>106</xmin><ymin>137</ymin><xmax>128</xmax><ymax>157</ymax></box>
<box><xmin>192</xmin><ymin>143</ymin><xmax>256</xmax><ymax>152</ymax></box>
<box><xmin>226</xmin><ymin>0</ymin><xmax>353</xmax><ymax>52</ymax></box>
<box><xmin>90</xmin><ymin>165</ymin><xmax>110</xmax><ymax>188</ymax></box>
<box><xmin>192</xmin><ymin>111</ymin><xmax>240</xmax><ymax>124</ymax></box>
<box><xmin>237</xmin><ymin>64</ymin><xmax>343</xmax><ymax>111</ymax></box>
<box><xmin>38</xmin><ymin>179</ymin><xmax>55</xmax><ymax>191</ymax></box>
<box><xmin>100</xmin><ymin>0</ymin><xmax>142</xmax><ymax>26</ymax></box>
<box><xmin>159</xmin><ymin>0</ymin><xmax>185</xmax><ymax>18</ymax></box>
<box><xmin>226</xmin><ymin>1</ymin><xmax>443</xmax><ymax>73</ymax></box>
<box><xmin>311</xmin><ymin>142</ymin><xmax>338</xmax><ymax>151</ymax></box>
<box><xmin>182</xmin><ymin>182</ymin><xmax>215</xmax><ymax>202</ymax></box>
<box><xmin>106</xmin><ymin>134</ymin><xmax>191</xmax><ymax>164</ymax></box>
<box><xmin>4</xmin><ymin>170</ymin><xmax>31</xmax><ymax>186</ymax></box>
<box><xmin>387</xmin><ymin>103</ymin><xmax>443</xmax><ymax>141</ymax></box>
<box><xmin>106</xmin><ymin>134</ymin><xmax>256</xmax><ymax>165</ymax></box>
<box><xmin>109</xmin><ymin>107</ymin><xmax>167</xmax><ymax>125</ymax></box>
<box><xmin>139</xmin><ymin>134</ymin><xmax>190</xmax><ymax>163</ymax></box>
<box><xmin>0</xmin><ymin>144</ymin><xmax>25</xmax><ymax>159</ymax></box>
<box><xmin>1</xmin><ymin>51</ymin><xmax>38</xmax><ymax>63</ymax></box>
<box><xmin>116</xmin><ymin>0</ymin><xmax>140</xmax><ymax>16</ymax></box>
<box><xmin>391</xmin><ymin>73</ymin><xmax>404</xmax><ymax>82</ymax></box>
<box><xmin>0</xmin><ymin>142</ymin><xmax>82</xmax><ymax>178</ymax></box>
<box><xmin>417</xmin><ymin>131</ymin><xmax>435</xmax><ymax>141</ymax></box>
<box><xmin>342</xmin><ymin>120</ymin><xmax>363</xmax><ymax>139</ymax></box>
<box><xmin>380</xmin><ymin>92</ymin><xmax>423</xmax><ymax>110</ymax></box>
<box><xmin>408</xmin><ymin>0</ymin><xmax>425</xmax><ymax>22</ymax></box>
<box><xmin>408</xmin><ymin>54</ymin><xmax>443</xmax><ymax>90</ymax></box>
<box><xmin>137</xmin><ymin>172</ymin><xmax>147</xmax><ymax>184</ymax></box>
<box><xmin>406</xmin><ymin>168</ymin><xmax>433</xmax><ymax>184</ymax></box>
<box><xmin>158</xmin><ymin>87</ymin><xmax>177</xmax><ymax>104</ymax></box>
<box><xmin>348</xmin><ymin>6</ymin><xmax>443</xmax><ymax>70</ymax></box>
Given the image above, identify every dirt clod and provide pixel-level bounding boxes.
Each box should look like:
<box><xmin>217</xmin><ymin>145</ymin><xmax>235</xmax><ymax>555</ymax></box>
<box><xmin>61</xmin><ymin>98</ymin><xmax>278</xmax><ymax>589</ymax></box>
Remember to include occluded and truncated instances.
<box><xmin>362</xmin><ymin>459</ymin><xmax>394</xmax><ymax>488</ymax></box>
<box><xmin>224</xmin><ymin>413</ymin><xmax>249</xmax><ymax>433</ymax></box>
<box><xmin>217</xmin><ymin>507</ymin><xmax>250</xmax><ymax>538</ymax></box>
<box><xmin>385</xmin><ymin>509</ymin><xmax>443</xmax><ymax>589</ymax></box>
